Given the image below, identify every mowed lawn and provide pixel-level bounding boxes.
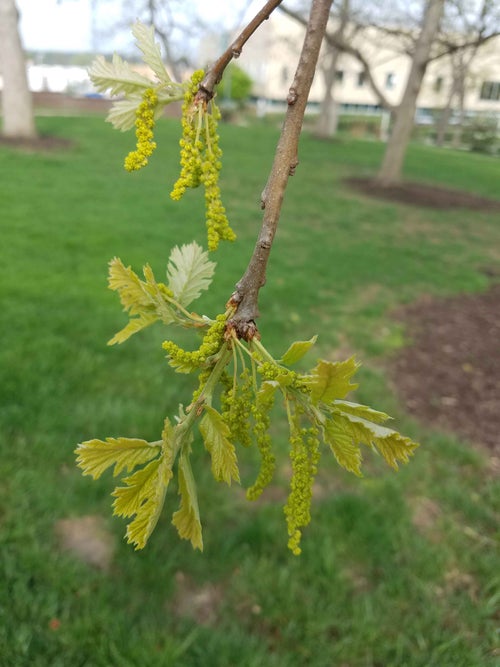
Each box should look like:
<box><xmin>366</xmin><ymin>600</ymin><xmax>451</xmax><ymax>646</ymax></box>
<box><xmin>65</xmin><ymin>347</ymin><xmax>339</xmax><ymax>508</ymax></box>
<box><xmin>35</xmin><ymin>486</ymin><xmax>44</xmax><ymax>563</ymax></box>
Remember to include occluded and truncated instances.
<box><xmin>1</xmin><ymin>115</ymin><xmax>499</xmax><ymax>666</ymax></box>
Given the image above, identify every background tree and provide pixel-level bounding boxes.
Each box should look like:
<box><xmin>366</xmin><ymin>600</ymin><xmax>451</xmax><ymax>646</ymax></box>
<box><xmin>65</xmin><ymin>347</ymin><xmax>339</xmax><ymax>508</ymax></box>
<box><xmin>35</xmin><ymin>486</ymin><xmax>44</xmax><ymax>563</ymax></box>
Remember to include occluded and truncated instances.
<box><xmin>0</xmin><ymin>0</ymin><xmax>36</xmax><ymax>139</ymax></box>
<box><xmin>376</xmin><ymin>0</ymin><xmax>445</xmax><ymax>185</ymax></box>
<box><xmin>434</xmin><ymin>0</ymin><xmax>500</xmax><ymax>147</ymax></box>
<box><xmin>217</xmin><ymin>63</ymin><xmax>253</xmax><ymax>106</ymax></box>
<box><xmin>98</xmin><ymin>0</ymin><xmax>204</xmax><ymax>79</ymax></box>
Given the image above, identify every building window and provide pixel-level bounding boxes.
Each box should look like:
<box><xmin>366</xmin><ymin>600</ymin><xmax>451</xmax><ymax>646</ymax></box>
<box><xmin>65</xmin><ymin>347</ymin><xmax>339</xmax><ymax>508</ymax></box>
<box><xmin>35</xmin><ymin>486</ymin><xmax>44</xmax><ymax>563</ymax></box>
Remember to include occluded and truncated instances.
<box><xmin>480</xmin><ymin>81</ymin><xmax>500</xmax><ymax>101</ymax></box>
<box><xmin>385</xmin><ymin>72</ymin><xmax>395</xmax><ymax>89</ymax></box>
<box><xmin>335</xmin><ymin>69</ymin><xmax>344</xmax><ymax>84</ymax></box>
<box><xmin>434</xmin><ymin>76</ymin><xmax>443</xmax><ymax>92</ymax></box>
<box><xmin>357</xmin><ymin>71</ymin><xmax>366</xmax><ymax>87</ymax></box>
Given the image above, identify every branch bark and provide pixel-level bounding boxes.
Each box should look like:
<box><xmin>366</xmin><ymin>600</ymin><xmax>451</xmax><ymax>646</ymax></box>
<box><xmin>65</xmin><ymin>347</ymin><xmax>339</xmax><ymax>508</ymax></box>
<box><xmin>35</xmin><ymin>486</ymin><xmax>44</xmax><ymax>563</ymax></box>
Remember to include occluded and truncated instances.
<box><xmin>228</xmin><ymin>0</ymin><xmax>334</xmax><ymax>340</ymax></box>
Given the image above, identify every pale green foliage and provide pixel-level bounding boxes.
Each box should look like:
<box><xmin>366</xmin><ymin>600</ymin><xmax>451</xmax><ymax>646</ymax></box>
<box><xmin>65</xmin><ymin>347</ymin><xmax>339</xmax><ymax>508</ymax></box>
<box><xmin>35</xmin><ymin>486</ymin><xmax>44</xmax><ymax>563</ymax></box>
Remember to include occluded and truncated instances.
<box><xmin>200</xmin><ymin>406</ymin><xmax>240</xmax><ymax>485</ymax></box>
<box><xmin>89</xmin><ymin>54</ymin><xmax>152</xmax><ymax>98</ymax></box>
<box><xmin>280</xmin><ymin>336</ymin><xmax>317</xmax><ymax>365</ymax></box>
<box><xmin>88</xmin><ymin>21</ymin><xmax>184</xmax><ymax>133</ymax></box>
<box><xmin>330</xmin><ymin>409</ymin><xmax>418</xmax><ymax>470</ymax></box>
<box><xmin>75</xmin><ymin>437</ymin><xmax>160</xmax><ymax>479</ymax></box>
<box><xmin>172</xmin><ymin>452</ymin><xmax>203</xmax><ymax>550</ymax></box>
<box><xmin>131</xmin><ymin>21</ymin><xmax>171</xmax><ymax>85</ymax></box>
<box><xmin>167</xmin><ymin>243</ymin><xmax>216</xmax><ymax>308</ymax></box>
<box><xmin>307</xmin><ymin>357</ymin><xmax>360</xmax><ymax>404</ymax></box>
<box><xmin>108</xmin><ymin>242</ymin><xmax>213</xmax><ymax>344</ymax></box>
<box><xmin>323</xmin><ymin>419</ymin><xmax>363</xmax><ymax>476</ymax></box>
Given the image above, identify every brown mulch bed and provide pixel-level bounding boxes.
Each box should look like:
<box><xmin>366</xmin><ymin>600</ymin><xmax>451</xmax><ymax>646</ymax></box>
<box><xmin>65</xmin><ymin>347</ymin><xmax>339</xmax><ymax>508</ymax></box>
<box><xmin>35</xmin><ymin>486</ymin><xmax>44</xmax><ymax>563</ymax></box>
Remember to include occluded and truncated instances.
<box><xmin>389</xmin><ymin>285</ymin><xmax>500</xmax><ymax>454</ymax></box>
<box><xmin>346</xmin><ymin>177</ymin><xmax>500</xmax><ymax>213</ymax></box>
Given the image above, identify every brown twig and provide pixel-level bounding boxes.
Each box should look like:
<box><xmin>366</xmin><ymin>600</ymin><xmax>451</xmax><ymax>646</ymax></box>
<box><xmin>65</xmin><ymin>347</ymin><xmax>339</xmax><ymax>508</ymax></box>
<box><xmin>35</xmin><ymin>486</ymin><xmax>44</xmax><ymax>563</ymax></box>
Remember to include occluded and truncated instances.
<box><xmin>228</xmin><ymin>0</ymin><xmax>334</xmax><ymax>340</ymax></box>
<box><xmin>198</xmin><ymin>0</ymin><xmax>285</xmax><ymax>101</ymax></box>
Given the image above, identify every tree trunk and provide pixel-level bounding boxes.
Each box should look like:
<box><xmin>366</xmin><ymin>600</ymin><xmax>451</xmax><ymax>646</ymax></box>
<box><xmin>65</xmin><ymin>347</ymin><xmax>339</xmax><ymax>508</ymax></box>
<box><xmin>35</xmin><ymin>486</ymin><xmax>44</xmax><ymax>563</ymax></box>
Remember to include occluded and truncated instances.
<box><xmin>435</xmin><ymin>77</ymin><xmax>457</xmax><ymax>147</ymax></box>
<box><xmin>314</xmin><ymin>47</ymin><xmax>340</xmax><ymax>138</ymax></box>
<box><xmin>377</xmin><ymin>0</ymin><xmax>444</xmax><ymax>186</ymax></box>
<box><xmin>0</xmin><ymin>0</ymin><xmax>36</xmax><ymax>139</ymax></box>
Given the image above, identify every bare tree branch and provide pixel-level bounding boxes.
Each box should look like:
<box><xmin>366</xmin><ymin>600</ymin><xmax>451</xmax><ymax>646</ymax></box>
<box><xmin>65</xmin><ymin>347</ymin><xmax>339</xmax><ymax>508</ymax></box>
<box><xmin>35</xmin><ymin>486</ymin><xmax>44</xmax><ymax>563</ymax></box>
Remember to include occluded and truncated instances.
<box><xmin>228</xmin><ymin>0</ymin><xmax>334</xmax><ymax>340</ymax></box>
<box><xmin>199</xmin><ymin>0</ymin><xmax>285</xmax><ymax>101</ymax></box>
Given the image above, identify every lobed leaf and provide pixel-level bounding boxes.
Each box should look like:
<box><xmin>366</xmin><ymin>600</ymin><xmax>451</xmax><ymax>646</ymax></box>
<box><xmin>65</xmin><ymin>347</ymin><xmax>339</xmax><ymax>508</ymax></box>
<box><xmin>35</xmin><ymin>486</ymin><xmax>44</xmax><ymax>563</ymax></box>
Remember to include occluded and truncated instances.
<box><xmin>108</xmin><ymin>258</ymin><xmax>178</xmax><ymax>344</ymax></box>
<box><xmin>332</xmin><ymin>411</ymin><xmax>419</xmax><ymax>470</ymax></box>
<box><xmin>132</xmin><ymin>21</ymin><xmax>171</xmax><ymax>84</ymax></box>
<box><xmin>113</xmin><ymin>419</ymin><xmax>175</xmax><ymax>549</ymax></box>
<box><xmin>280</xmin><ymin>336</ymin><xmax>317</xmax><ymax>365</ymax></box>
<box><xmin>307</xmin><ymin>357</ymin><xmax>360</xmax><ymax>405</ymax></box>
<box><xmin>323</xmin><ymin>419</ymin><xmax>363</xmax><ymax>476</ymax></box>
<box><xmin>167</xmin><ymin>242</ymin><xmax>216</xmax><ymax>308</ymax></box>
<box><xmin>108</xmin><ymin>257</ymin><xmax>153</xmax><ymax>314</ymax></box>
<box><xmin>89</xmin><ymin>54</ymin><xmax>152</xmax><ymax>96</ymax></box>
<box><xmin>172</xmin><ymin>452</ymin><xmax>203</xmax><ymax>550</ymax></box>
<box><xmin>108</xmin><ymin>312</ymin><xmax>158</xmax><ymax>345</ymax></box>
<box><xmin>333</xmin><ymin>400</ymin><xmax>390</xmax><ymax>424</ymax></box>
<box><xmin>106</xmin><ymin>95</ymin><xmax>144</xmax><ymax>132</ymax></box>
<box><xmin>75</xmin><ymin>437</ymin><xmax>160</xmax><ymax>479</ymax></box>
<box><xmin>200</xmin><ymin>406</ymin><xmax>240</xmax><ymax>485</ymax></box>
<box><xmin>112</xmin><ymin>458</ymin><xmax>162</xmax><ymax>518</ymax></box>
<box><xmin>123</xmin><ymin>455</ymin><xmax>173</xmax><ymax>549</ymax></box>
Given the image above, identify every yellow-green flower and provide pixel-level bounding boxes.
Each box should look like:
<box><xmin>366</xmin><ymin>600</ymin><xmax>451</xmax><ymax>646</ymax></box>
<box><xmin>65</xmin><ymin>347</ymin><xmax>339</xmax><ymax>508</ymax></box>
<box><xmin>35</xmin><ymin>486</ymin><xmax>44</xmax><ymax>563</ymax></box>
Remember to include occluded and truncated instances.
<box><xmin>284</xmin><ymin>422</ymin><xmax>320</xmax><ymax>555</ymax></box>
<box><xmin>124</xmin><ymin>88</ymin><xmax>158</xmax><ymax>172</ymax></box>
<box><xmin>170</xmin><ymin>70</ymin><xmax>236</xmax><ymax>251</ymax></box>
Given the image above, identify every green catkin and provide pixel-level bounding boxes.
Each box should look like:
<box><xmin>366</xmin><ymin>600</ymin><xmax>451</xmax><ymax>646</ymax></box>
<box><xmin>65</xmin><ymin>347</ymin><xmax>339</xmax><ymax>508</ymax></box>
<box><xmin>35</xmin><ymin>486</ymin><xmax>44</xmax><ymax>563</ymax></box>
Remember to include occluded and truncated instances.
<box><xmin>170</xmin><ymin>70</ymin><xmax>235</xmax><ymax>251</ymax></box>
<box><xmin>246</xmin><ymin>388</ymin><xmax>276</xmax><ymax>501</ymax></box>
<box><xmin>124</xmin><ymin>88</ymin><xmax>158</xmax><ymax>171</ymax></box>
<box><xmin>257</xmin><ymin>361</ymin><xmax>306</xmax><ymax>391</ymax></box>
<box><xmin>170</xmin><ymin>70</ymin><xmax>205</xmax><ymax>197</ymax></box>
<box><xmin>163</xmin><ymin>313</ymin><xmax>227</xmax><ymax>373</ymax></box>
<box><xmin>284</xmin><ymin>418</ymin><xmax>320</xmax><ymax>556</ymax></box>
<box><xmin>222</xmin><ymin>368</ymin><xmax>253</xmax><ymax>448</ymax></box>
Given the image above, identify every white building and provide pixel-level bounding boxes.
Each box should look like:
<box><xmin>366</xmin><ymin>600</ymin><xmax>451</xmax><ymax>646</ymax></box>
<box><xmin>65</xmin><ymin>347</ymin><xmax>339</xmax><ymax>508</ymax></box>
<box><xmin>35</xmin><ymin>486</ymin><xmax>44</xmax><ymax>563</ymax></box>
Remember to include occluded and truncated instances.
<box><xmin>200</xmin><ymin>12</ymin><xmax>500</xmax><ymax>117</ymax></box>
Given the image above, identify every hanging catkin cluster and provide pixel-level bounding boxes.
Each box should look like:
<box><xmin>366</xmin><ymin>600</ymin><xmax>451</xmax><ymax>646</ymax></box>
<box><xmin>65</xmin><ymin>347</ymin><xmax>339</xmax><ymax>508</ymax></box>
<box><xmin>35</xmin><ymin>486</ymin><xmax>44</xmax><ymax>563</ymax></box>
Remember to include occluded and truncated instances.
<box><xmin>170</xmin><ymin>71</ymin><xmax>236</xmax><ymax>251</ymax></box>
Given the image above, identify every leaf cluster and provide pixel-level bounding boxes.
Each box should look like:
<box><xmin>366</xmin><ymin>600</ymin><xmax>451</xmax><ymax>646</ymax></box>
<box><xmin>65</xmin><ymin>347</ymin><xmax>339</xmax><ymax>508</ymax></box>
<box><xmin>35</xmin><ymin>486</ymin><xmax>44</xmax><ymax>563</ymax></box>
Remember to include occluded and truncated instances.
<box><xmin>89</xmin><ymin>22</ymin><xmax>185</xmax><ymax>132</ymax></box>
<box><xmin>108</xmin><ymin>242</ymin><xmax>214</xmax><ymax>344</ymax></box>
<box><xmin>76</xmin><ymin>263</ymin><xmax>418</xmax><ymax>553</ymax></box>
<box><xmin>77</xmin><ymin>20</ymin><xmax>419</xmax><ymax>556</ymax></box>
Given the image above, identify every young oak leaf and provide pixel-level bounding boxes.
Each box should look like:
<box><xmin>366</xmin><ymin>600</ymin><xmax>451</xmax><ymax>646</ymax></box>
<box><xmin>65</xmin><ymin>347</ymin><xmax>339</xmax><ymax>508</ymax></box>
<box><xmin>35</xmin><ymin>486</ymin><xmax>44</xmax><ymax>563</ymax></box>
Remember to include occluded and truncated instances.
<box><xmin>108</xmin><ymin>312</ymin><xmax>159</xmax><ymax>345</ymax></box>
<box><xmin>113</xmin><ymin>419</ymin><xmax>175</xmax><ymax>549</ymax></box>
<box><xmin>106</xmin><ymin>95</ymin><xmax>146</xmax><ymax>132</ymax></box>
<box><xmin>280</xmin><ymin>336</ymin><xmax>317</xmax><ymax>366</ymax></box>
<box><xmin>112</xmin><ymin>458</ymin><xmax>162</xmax><ymax>518</ymax></box>
<box><xmin>108</xmin><ymin>258</ymin><xmax>177</xmax><ymax>344</ymax></box>
<box><xmin>323</xmin><ymin>418</ymin><xmax>363</xmax><ymax>476</ymax></box>
<box><xmin>332</xmin><ymin>400</ymin><xmax>391</xmax><ymax>424</ymax></box>
<box><xmin>172</xmin><ymin>452</ymin><xmax>203</xmax><ymax>551</ymax></box>
<box><xmin>306</xmin><ymin>357</ymin><xmax>360</xmax><ymax>405</ymax></box>
<box><xmin>89</xmin><ymin>53</ymin><xmax>152</xmax><ymax>97</ymax></box>
<box><xmin>131</xmin><ymin>21</ymin><xmax>171</xmax><ymax>85</ymax></box>
<box><xmin>332</xmin><ymin>411</ymin><xmax>418</xmax><ymax>470</ymax></box>
<box><xmin>75</xmin><ymin>437</ymin><xmax>161</xmax><ymax>479</ymax></box>
<box><xmin>199</xmin><ymin>406</ymin><xmax>240</xmax><ymax>485</ymax></box>
<box><xmin>166</xmin><ymin>242</ymin><xmax>216</xmax><ymax>308</ymax></box>
<box><xmin>123</xmin><ymin>456</ymin><xmax>173</xmax><ymax>549</ymax></box>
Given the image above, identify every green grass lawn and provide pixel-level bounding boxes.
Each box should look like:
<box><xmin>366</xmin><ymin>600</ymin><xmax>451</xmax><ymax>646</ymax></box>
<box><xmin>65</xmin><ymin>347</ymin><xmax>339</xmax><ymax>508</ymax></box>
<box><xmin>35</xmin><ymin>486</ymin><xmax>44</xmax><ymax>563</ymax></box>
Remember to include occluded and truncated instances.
<box><xmin>1</xmin><ymin>115</ymin><xmax>499</xmax><ymax>666</ymax></box>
